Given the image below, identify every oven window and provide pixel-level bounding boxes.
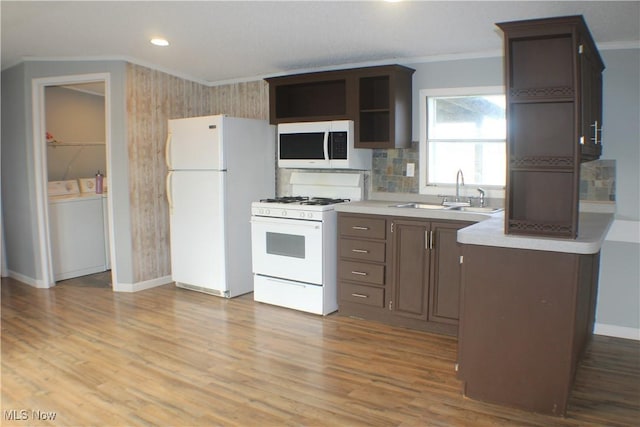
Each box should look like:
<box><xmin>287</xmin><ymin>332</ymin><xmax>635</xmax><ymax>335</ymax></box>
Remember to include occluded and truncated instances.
<box><xmin>266</xmin><ymin>232</ymin><xmax>305</xmax><ymax>258</ymax></box>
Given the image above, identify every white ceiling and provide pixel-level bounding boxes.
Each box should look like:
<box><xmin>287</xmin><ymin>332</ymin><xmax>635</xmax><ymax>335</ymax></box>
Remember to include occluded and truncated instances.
<box><xmin>2</xmin><ymin>1</ymin><xmax>639</xmax><ymax>85</ymax></box>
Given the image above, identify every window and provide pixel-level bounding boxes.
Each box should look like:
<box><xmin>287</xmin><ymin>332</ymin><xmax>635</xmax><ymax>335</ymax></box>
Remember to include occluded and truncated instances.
<box><xmin>419</xmin><ymin>87</ymin><xmax>506</xmax><ymax>196</ymax></box>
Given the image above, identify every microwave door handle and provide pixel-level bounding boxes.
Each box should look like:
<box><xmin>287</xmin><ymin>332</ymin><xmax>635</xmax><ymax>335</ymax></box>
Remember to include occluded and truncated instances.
<box><xmin>324</xmin><ymin>131</ymin><xmax>330</xmax><ymax>161</ymax></box>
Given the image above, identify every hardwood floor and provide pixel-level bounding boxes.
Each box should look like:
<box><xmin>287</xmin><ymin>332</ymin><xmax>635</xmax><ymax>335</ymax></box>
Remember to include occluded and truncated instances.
<box><xmin>2</xmin><ymin>274</ymin><xmax>638</xmax><ymax>426</ymax></box>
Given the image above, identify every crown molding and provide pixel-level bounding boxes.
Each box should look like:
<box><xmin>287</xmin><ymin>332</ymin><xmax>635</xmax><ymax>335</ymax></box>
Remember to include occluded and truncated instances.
<box><xmin>12</xmin><ymin>41</ymin><xmax>640</xmax><ymax>88</ymax></box>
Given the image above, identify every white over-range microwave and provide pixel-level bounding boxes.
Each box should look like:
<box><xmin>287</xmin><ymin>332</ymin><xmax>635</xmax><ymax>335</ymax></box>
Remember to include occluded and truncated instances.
<box><xmin>277</xmin><ymin>120</ymin><xmax>371</xmax><ymax>169</ymax></box>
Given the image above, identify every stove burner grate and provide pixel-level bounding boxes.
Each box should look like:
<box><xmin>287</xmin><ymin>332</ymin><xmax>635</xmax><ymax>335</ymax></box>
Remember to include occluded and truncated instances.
<box><xmin>301</xmin><ymin>198</ymin><xmax>351</xmax><ymax>206</ymax></box>
<box><xmin>259</xmin><ymin>196</ymin><xmax>309</xmax><ymax>204</ymax></box>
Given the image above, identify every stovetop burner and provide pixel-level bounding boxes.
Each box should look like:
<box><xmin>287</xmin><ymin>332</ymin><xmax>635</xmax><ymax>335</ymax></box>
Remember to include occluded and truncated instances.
<box><xmin>258</xmin><ymin>196</ymin><xmax>350</xmax><ymax>206</ymax></box>
<box><xmin>301</xmin><ymin>197</ymin><xmax>351</xmax><ymax>206</ymax></box>
<box><xmin>259</xmin><ymin>196</ymin><xmax>309</xmax><ymax>204</ymax></box>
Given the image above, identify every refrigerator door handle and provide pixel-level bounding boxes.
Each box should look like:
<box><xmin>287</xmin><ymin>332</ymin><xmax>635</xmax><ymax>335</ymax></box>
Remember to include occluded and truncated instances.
<box><xmin>166</xmin><ymin>171</ymin><xmax>174</xmax><ymax>213</ymax></box>
<box><xmin>165</xmin><ymin>131</ymin><xmax>173</xmax><ymax>170</ymax></box>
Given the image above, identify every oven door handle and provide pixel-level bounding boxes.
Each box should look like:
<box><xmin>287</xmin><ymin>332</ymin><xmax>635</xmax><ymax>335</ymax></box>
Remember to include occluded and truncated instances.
<box><xmin>250</xmin><ymin>217</ymin><xmax>321</xmax><ymax>229</ymax></box>
<box><xmin>261</xmin><ymin>276</ymin><xmax>310</xmax><ymax>288</ymax></box>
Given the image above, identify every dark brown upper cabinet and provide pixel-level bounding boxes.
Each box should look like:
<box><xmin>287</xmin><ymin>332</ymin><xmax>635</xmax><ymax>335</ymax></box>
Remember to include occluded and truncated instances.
<box><xmin>266</xmin><ymin>65</ymin><xmax>414</xmax><ymax>148</ymax></box>
<box><xmin>355</xmin><ymin>66</ymin><xmax>414</xmax><ymax>149</ymax></box>
<box><xmin>579</xmin><ymin>38</ymin><xmax>604</xmax><ymax>161</ymax></box>
<box><xmin>497</xmin><ymin>15</ymin><xmax>605</xmax><ymax>239</ymax></box>
<box><xmin>266</xmin><ymin>69</ymin><xmax>354</xmax><ymax>123</ymax></box>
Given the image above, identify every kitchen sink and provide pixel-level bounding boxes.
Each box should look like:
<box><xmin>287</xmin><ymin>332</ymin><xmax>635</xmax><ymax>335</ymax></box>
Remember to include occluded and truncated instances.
<box><xmin>451</xmin><ymin>206</ymin><xmax>503</xmax><ymax>213</ymax></box>
<box><xmin>389</xmin><ymin>202</ymin><xmax>449</xmax><ymax>210</ymax></box>
<box><xmin>389</xmin><ymin>202</ymin><xmax>503</xmax><ymax>214</ymax></box>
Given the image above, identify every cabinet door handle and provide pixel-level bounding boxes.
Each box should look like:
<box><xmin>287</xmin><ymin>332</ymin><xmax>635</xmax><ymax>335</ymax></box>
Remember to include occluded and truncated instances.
<box><xmin>351</xmin><ymin>249</ymin><xmax>369</xmax><ymax>254</ymax></box>
<box><xmin>597</xmin><ymin>125</ymin><xmax>603</xmax><ymax>144</ymax></box>
<box><xmin>351</xmin><ymin>293</ymin><xmax>369</xmax><ymax>299</ymax></box>
<box><xmin>351</xmin><ymin>226</ymin><xmax>369</xmax><ymax>230</ymax></box>
<box><xmin>351</xmin><ymin>271</ymin><xmax>368</xmax><ymax>276</ymax></box>
<box><xmin>590</xmin><ymin>120</ymin><xmax>600</xmax><ymax>144</ymax></box>
<box><xmin>427</xmin><ymin>230</ymin><xmax>434</xmax><ymax>250</ymax></box>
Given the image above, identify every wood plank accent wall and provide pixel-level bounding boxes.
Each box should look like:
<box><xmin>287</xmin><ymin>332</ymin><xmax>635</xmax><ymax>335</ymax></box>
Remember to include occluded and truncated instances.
<box><xmin>210</xmin><ymin>81</ymin><xmax>269</xmax><ymax>120</ymax></box>
<box><xmin>126</xmin><ymin>63</ymin><xmax>269</xmax><ymax>283</ymax></box>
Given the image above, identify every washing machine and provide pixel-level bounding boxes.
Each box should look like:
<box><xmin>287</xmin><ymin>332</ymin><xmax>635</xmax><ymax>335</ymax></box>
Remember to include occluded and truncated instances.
<box><xmin>78</xmin><ymin>177</ymin><xmax>110</xmax><ymax>270</ymax></box>
<box><xmin>48</xmin><ymin>180</ymin><xmax>107</xmax><ymax>281</ymax></box>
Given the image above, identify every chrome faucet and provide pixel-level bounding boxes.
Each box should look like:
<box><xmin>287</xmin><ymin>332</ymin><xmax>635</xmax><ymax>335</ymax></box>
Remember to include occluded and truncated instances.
<box><xmin>455</xmin><ymin>169</ymin><xmax>464</xmax><ymax>201</ymax></box>
<box><xmin>442</xmin><ymin>169</ymin><xmax>471</xmax><ymax>207</ymax></box>
<box><xmin>477</xmin><ymin>187</ymin><xmax>486</xmax><ymax>207</ymax></box>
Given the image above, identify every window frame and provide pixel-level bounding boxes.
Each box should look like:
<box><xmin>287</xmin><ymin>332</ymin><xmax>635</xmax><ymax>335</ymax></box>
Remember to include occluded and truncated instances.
<box><xmin>418</xmin><ymin>86</ymin><xmax>506</xmax><ymax>199</ymax></box>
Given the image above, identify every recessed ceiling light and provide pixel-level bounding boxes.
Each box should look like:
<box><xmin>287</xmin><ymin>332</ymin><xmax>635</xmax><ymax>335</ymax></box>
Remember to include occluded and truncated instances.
<box><xmin>150</xmin><ymin>38</ymin><xmax>169</xmax><ymax>47</ymax></box>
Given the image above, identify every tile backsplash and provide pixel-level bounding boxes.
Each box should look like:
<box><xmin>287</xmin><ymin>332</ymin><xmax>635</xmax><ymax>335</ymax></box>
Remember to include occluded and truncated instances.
<box><xmin>372</xmin><ymin>142</ymin><xmax>420</xmax><ymax>193</ymax></box>
<box><xmin>371</xmin><ymin>144</ymin><xmax>616</xmax><ymax>203</ymax></box>
<box><xmin>580</xmin><ymin>159</ymin><xmax>616</xmax><ymax>202</ymax></box>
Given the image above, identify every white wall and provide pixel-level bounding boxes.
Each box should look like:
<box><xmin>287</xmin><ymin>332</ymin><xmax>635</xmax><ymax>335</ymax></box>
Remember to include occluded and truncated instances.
<box><xmin>45</xmin><ymin>86</ymin><xmax>106</xmax><ymax>144</ymax></box>
<box><xmin>1</xmin><ymin>63</ymin><xmax>39</xmax><ymax>281</ymax></box>
<box><xmin>600</xmin><ymin>49</ymin><xmax>640</xmax><ymax>221</ymax></box>
<box><xmin>47</xmin><ymin>145</ymin><xmax>107</xmax><ymax>182</ymax></box>
<box><xmin>45</xmin><ymin>85</ymin><xmax>107</xmax><ymax>181</ymax></box>
<box><xmin>596</xmin><ymin>229</ymin><xmax>640</xmax><ymax>339</ymax></box>
<box><xmin>595</xmin><ymin>49</ymin><xmax>640</xmax><ymax>339</ymax></box>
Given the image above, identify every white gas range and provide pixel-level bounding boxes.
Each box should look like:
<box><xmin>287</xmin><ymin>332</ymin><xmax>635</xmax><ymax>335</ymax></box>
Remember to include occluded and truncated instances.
<box><xmin>250</xmin><ymin>172</ymin><xmax>364</xmax><ymax>315</ymax></box>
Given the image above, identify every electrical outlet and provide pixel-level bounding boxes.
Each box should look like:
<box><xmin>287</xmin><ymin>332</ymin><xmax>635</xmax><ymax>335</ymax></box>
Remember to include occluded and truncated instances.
<box><xmin>406</xmin><ymin>163</ymin><xmax>415</xmax><ymax>177</ymax></box>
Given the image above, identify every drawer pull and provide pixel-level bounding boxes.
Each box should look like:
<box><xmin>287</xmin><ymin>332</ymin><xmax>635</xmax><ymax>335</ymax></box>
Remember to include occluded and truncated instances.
<box><xmin>351</xmin><ymin>293</ymin><xmax>369</xmax><ymax>299</ymax></box>
<box><xmin>351</xmin><ymin>226</ymin><xmax>369</xmax><ymax>230</ymax></box>
<box><xmin>351</xmin><ymin>249</ymin><xmax>369</xmax><ymax>254</ymax></box>
<box><xmin>351</xmin><ymin>271</ymin><xmax>368</xmax><ymax>276</ymax></box>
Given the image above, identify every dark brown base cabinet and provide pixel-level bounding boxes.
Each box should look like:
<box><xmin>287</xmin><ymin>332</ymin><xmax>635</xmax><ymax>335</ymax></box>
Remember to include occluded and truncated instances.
<box><xmin>337</xmin><ymin>213</ymin><xmax>472</xmax><ymax>336</ymax></box>
<box><xmin>457</xmin><ymin>244</ymin><xmax>600</xmax><ymax>416</ymax></box>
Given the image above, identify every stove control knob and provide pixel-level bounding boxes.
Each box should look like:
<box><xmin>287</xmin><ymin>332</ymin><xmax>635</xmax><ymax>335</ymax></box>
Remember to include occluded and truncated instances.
<box><xmin>265</xmin><ymin>209</ymin><xmax>270</xmax><ymax>215</ymax></box>
<box><xmin>281</xmin><ymin>210</ymin><xmax>287</xmax><ymax>217</ymax></box>
<box><xmin>307</xmin><ymin>212</ymin><xmax>313</xmax><ymax>219</ymax></box>
<box><xmin>258</xmin><ymin>208</ymin><xmax>264</xmax><ymax>215</ymax></box>
<box><xmin>299</xmin><ymin>212</ymin><xmax>305</xmax><ymax>218</ymax></box>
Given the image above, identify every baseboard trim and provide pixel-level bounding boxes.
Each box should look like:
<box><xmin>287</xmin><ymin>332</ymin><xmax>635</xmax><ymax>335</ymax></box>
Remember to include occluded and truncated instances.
<box><xmin>7</xmin><ymin>270</ymin><xmax>50</xmax><ymax>288</ymax></box>
<box><xmin>113</xmin><ymin>275</ymin><xmax>173</xmax><ymax>293</ymax></box>
<box><xmin>594</xmin><ymin>323</ymin><xmax>640</xmax><ymax>340</ymax></box>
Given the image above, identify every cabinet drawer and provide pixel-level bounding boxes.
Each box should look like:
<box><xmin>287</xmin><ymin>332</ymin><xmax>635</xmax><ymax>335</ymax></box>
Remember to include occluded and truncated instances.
<box><xmin>339</xmin><ymin>216</ymin><xmax>386</xmax><ymax>240</ymax></box>
<box><xmin>339</xmin><ymin>239</ymin><xmax>385</xmax><ymax>262</ymax></box>
<box><xmin>340</xmin><ymin>282</ymin><xmax>384</xmax><ymax>307</ymax></box>
<box><xmin>339</xmin><ymin>260</ymin><xmax>385</xmax><ymax>285</ymax></box>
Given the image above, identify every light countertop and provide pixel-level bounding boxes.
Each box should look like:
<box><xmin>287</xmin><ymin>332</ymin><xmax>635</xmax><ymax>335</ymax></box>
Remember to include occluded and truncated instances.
<box><xmin>335</xmin><ymin>200</ymin><xmax>614</xmax><ymax>254</ymax></box>
<box><xmin>456</xmin><ymin>211</ymin><xmax>613</xmax><ymax>254</ymax></box>
<box><xmin>334</xmin><ymin>200</ymin><xmax>499</xmax><ymax>223</ymax></box>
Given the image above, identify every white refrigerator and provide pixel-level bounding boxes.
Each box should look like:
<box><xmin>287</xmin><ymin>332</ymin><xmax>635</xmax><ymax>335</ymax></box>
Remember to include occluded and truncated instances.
<box><xmin>166</xmin><ymin>115</ymin><xmax>275</xmax><ymax>297</ymax></box>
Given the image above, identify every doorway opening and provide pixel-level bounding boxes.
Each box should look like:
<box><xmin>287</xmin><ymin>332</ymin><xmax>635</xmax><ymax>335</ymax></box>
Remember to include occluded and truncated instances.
<box><xmin>32</xmin><ymin>73</ymin><xmax>115</xmax><ymax>288</ymax></box>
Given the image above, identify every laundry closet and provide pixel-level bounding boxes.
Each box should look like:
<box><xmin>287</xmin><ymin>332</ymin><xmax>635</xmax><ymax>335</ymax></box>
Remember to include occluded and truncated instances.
<box><xmin>46</xmin><ymin>82</ymin><xmax>110</xmax><ymax>281</ymax></box>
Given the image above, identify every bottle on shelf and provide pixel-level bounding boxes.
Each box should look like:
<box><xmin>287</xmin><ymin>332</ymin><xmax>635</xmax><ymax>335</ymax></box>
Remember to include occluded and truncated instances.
<box><xmin>95</xmin><ymin>170</ymin><xmax>104</xmax><ymax>194</ymax></box>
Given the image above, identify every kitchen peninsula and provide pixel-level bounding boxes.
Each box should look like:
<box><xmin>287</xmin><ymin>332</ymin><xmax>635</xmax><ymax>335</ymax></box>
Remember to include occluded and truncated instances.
<box><xmin>335</xmin><ymin>200</ymin><xmax>613</xmax><ymax>416</ymax></box>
